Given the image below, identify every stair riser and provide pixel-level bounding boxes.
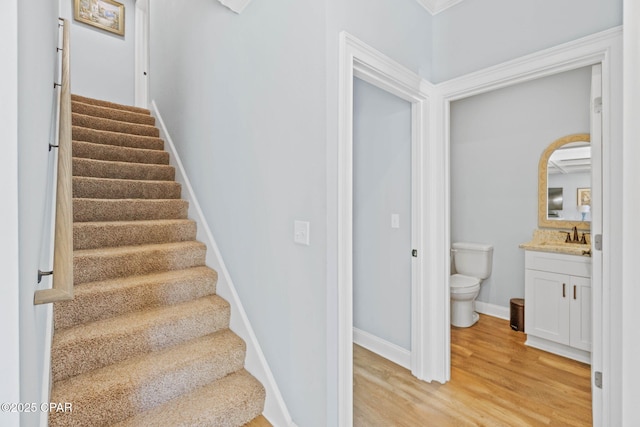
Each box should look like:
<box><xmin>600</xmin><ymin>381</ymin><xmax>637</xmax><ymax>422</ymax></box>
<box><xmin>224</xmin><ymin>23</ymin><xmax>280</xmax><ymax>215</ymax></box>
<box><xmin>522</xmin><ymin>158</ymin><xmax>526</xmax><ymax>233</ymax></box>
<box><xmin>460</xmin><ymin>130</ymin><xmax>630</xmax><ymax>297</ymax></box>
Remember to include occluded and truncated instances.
<box><xmin>73</xmin><ymin>158</ymin><xmax>175</xmax><ymax>181</ymax></box>
<box><xmin>54</xmin><ymin>268</ymin><xmax>218</xmax><ymax>330</ymax></box>
<box><xmin>73</xmin><ymin>140</ymin><xmax>169</xmax><ymax>165</ymax></box>
<box><xmin>71</xmin><ymin>94</ymin><xmax>151</xmax><ymax>115</ymax></box>
<box><xmin>74</xmin><ymin>221</ymin><xmax>197</xmax><ymax>250</ymax></box>
<box><xmin>72</xmin><ymin>101</ymin><xmax>156</xmax><ymax>126</ymax></box>
<box><xmin>74</xmin><ymin>243</ymin><xmax>206</xmax><ymax>285</ymax></box>
<box><xmin>73</xmin><ymin>126</ymin><xmax>164</xmax><ymax>151</ymax></box>
<box><xmin>73</xmin><ymin>199</ymin><xmax>189</xmax><ymax>222</ymax></box>
<box><xmin>52</xmin><ymin>298</ymin><xmax>231</xmax><ymax>382</ymax></box>
<box><xmin>73</xmin><ymin>113</ymin><xmax>159</xmax><ymax>138</ymax></box>
<box><xmin>73</xmin><ymin>177</ymin><xmax>181</xmax><ymax>200</ymax></box>
<box><xmin>50</xmin><ymin>332</ymin><xmax>247</xmax><ymax>427</ymax></box>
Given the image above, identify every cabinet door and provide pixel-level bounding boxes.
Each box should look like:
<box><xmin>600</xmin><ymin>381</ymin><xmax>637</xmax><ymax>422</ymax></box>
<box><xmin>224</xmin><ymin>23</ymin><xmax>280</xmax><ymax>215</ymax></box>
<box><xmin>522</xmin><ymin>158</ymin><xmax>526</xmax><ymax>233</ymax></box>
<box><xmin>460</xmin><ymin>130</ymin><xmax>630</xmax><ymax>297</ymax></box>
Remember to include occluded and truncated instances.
<box><xmin>525</xmin><ymin>269</ymin><xmax>571</xmax><ymax>345</ymax></box>
<box><xmin>570</xmin><ymin>276</ymin><xmax>592</xmax><ymax>351</ymax></box>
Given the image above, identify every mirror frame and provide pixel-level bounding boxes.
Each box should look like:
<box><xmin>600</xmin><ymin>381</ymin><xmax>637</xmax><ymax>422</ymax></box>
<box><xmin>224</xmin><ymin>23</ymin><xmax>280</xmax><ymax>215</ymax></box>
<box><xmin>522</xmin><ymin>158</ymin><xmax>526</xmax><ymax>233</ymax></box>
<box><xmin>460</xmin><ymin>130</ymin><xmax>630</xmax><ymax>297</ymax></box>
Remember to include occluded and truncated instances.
<box><xmin>538</xmin><ymin>133</ymin><xmax>591</xmax><ymax>231</ymax></box>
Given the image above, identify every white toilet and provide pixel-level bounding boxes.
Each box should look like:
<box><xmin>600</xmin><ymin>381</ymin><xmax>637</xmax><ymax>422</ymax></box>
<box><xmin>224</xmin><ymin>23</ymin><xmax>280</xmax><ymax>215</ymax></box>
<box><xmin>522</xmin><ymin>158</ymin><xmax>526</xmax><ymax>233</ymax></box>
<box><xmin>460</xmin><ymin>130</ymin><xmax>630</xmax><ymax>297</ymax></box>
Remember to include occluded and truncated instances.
<box><xmin>450</xmin><ymin>242</ymin><xmax>494</xmax><ymax>328</ymax></box>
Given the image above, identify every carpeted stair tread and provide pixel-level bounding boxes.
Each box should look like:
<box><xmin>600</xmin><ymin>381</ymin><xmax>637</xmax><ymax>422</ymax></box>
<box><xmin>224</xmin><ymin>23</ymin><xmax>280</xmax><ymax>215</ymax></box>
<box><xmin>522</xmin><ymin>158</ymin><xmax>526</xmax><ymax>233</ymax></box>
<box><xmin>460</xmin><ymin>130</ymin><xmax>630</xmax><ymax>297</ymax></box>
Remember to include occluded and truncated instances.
<box><xmin>74</xmin><ymin>241</ymin><xmax>207</xmax><ymax>285</ymax></box>
<box><xmin>74</xmin><ymin>219</ymin><xmax>197</xmax><ymax>250</ymax></box>
<box><xmin>72</xmin><ymin>100</ymin><xmax>156</xmax><ymax>126</ymax></box>
<box><xmin>54</xmin><ymin>266</ymin><xmax>218</xmax><ymax>330</ymax></box>
<box><xmin>50</xmin><ymin>329</ymin><xmax>246</xmax><ymax>427</ymax></box>
<box><xmin>52</xmin><ymin>295</ymin><xmax>231</xmax><ymax>382</ymax></box>
<box><xmin>72</xmin><ymin>157</ymin><xmax>175</xmax><ymax>181</ymax></box>
<box><xmin>73</xmin><ymin>140</ymin><xmax>169</xmax><ymax>165</ymax></box>
<box><xmin>73</xmin><ymin>176</ymin><xmax>182</xmax><ymax>199</ymax></box>
<box><xmin>73</xmin><ymin>198</ymin><xmax>189</xmax><ymax>222</ymax></box>
<box><xmin>71</xmin><ymin>94</ymin><xmax>151</xmax><ymax>115</ymax></box>
<box><xmin>73</xmin><ymin>112</ymin><xmax>159</xmax><ymax>138</ymax></box>
<box><xmin>113</xmin><ymin>369</ymin><xmax>265</xmax><ymax>427</ymax></box>
<box><xmin>51</xmin><ymin>95</ymin><xmax>266</xmax><ymax>426</ymax></box>
<box><xmin>73</xmin><ymin>125</ymin><xmax>164</xmax><ymax>150</ymax></box>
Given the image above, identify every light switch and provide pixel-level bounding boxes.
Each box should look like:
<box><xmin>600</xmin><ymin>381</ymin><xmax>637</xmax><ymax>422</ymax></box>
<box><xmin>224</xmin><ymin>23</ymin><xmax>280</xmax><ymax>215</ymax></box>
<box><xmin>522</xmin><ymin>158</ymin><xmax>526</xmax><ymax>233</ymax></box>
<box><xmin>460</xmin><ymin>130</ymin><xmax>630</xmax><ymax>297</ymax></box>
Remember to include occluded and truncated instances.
<box><xmin>391</xmin><ymin>214</ymin><xmax>400</xmax><ymax>229</ymax></box>
<box><xmin>294</xmin><ymin>220</ymin><xmax>310</xmax><ymax>245</ymax></box>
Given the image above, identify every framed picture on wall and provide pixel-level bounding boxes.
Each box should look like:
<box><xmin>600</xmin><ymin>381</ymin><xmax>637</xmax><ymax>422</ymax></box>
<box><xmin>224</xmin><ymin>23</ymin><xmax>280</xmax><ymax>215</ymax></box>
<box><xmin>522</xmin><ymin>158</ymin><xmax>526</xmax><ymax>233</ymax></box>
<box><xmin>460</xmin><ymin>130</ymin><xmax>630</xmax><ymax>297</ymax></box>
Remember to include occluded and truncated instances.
<box><xmin>577</xmin><ymin>188</ymin><xmax>591</xmax><ymax>207</ymax></box>
<box><xmin>74</xmin><ymin>0</ymin><xmax>125</xmax><ymax>36</ymax></box>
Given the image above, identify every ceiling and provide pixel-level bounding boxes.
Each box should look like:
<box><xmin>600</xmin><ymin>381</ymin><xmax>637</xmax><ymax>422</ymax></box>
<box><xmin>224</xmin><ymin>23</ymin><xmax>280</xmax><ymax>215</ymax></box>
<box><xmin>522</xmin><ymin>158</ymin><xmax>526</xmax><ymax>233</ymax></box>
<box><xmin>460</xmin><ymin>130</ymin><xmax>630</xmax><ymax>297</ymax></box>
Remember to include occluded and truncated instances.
<box><xmin>416</xmin><ymin>0</ymin><xmax>466</xmax><ymax>15</ymax></box>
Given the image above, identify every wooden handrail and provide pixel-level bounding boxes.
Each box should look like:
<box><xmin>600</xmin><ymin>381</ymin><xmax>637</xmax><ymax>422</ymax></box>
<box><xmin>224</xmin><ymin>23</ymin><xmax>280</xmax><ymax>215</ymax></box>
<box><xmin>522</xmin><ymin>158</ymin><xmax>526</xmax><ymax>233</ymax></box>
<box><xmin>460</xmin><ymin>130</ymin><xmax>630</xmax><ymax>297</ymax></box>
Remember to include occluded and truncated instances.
<box><xmin>34</xmin><ymin>19</ymin><xmax>73</xmax><ymax>305</ymax></box>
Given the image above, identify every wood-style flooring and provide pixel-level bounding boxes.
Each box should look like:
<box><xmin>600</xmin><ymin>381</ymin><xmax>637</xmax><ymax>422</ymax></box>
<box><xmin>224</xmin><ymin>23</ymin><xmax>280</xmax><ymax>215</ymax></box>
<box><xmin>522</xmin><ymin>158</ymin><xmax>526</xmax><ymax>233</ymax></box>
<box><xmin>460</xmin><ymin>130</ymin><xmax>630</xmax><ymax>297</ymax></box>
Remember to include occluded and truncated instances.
<box><xmin>354</xmin><ymin>314</ymin><xmax>592</xmax><ymax>426</ymax></box>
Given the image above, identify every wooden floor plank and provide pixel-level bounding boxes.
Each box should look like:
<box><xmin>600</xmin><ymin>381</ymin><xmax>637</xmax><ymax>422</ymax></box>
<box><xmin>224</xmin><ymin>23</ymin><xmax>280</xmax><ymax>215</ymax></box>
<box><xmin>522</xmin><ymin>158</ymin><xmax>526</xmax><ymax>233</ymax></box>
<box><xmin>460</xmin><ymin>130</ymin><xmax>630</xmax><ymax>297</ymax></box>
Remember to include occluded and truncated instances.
<box><xmin>354</xmin><ymin>314</ymin><xmax>592</xmax><ymax>426</ymax></box>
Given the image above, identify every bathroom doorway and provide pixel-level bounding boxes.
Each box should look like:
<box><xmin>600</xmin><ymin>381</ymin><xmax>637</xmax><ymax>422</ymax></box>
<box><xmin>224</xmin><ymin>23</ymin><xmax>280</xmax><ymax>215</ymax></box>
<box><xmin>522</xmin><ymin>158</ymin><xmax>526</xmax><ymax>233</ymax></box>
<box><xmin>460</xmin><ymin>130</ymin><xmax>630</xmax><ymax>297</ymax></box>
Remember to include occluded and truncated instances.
<box><xmin>444</xmin><ymin>48</ymin><xmax>613</xmax><ymax>424</ymax></box>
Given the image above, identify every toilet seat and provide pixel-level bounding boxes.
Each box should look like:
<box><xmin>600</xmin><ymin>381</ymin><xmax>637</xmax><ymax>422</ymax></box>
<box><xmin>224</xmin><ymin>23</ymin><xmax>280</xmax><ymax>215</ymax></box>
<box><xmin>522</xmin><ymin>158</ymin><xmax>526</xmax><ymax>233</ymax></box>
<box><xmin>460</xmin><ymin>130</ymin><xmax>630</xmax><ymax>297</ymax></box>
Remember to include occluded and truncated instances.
<box><xmin>450</xmin><ymin>274</ymin><xmax>480</xmax><ymax>293</ymax></box>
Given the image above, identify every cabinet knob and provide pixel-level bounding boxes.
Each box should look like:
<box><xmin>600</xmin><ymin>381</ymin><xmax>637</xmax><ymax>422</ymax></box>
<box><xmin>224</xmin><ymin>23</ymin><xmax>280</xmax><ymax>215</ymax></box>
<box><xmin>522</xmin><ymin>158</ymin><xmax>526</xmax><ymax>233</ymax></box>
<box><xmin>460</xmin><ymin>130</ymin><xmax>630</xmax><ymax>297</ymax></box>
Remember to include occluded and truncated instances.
<box><xmin>574</xmin><ymin>285</ymin><xmax>577</xmax><ymax>300</ymax></box>
<box><xmin>563</xmin><ymin>283</ymin><xmax>566</xmax><ymax>298</ymax></box>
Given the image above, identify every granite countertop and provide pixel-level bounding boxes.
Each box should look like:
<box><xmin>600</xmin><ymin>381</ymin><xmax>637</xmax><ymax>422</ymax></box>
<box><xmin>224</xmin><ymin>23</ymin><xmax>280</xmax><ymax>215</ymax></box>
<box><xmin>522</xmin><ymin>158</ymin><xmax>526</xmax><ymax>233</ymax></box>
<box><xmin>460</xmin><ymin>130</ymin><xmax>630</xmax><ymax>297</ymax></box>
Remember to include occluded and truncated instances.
<box><xmin>519</xmin><ymin>229</ymin><xmax>592</xmax><ymax>257</ymax></box>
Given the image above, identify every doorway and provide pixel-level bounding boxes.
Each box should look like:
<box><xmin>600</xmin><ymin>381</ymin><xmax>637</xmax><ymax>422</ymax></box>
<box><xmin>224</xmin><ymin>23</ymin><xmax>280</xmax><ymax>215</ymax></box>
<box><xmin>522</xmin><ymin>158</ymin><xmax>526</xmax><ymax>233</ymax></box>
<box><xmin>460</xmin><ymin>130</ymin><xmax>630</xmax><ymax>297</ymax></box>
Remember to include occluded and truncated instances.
<box><xmin>352</xmin><ymin>77</ymin><xmax>412</xmax><ymax>369</ymax></box>
<box><xmin>337</xmin><ymin>32</ymin><xmax>436</xmax><ymax>426</ymax></box>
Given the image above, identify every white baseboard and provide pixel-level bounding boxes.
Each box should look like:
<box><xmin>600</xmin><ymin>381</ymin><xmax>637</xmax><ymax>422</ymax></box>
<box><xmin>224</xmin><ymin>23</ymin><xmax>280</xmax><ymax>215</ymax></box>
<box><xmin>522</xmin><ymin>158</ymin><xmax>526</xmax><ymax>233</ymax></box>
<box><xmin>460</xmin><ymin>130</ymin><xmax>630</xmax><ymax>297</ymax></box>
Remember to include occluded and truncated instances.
<box><xmin>353</xmin><ymin>328</ymin><xmax>411</xmax><ymax>370</ymax></box>
<box><xmin>474</xmin><ymin>301</ymin><xmax>510</xmax><ymax>321</ymax></box>
<box><xmin>151</xmin><ymin>101</ymin><xmax>294</xmax><ymax>427</ymax></box>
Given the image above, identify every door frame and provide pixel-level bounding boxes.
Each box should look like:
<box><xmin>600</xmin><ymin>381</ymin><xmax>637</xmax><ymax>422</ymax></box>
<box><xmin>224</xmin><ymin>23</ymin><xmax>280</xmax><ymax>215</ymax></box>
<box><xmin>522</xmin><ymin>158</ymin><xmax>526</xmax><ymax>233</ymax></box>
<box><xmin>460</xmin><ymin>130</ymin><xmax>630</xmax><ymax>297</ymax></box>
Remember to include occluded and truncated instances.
<box><xmin>134</xmin><ymin>0</ymin><xmax>149</xmax><ymax>108</ymax></box>
<box><xmin>435</xmin><ymin>27</ymin><xmax>622</xmax><ymax>426</ymax></box>
<box><xmin>338</xmin><ymin>32</ymin><xmax>438</xmax><ymax>425</ymax></box>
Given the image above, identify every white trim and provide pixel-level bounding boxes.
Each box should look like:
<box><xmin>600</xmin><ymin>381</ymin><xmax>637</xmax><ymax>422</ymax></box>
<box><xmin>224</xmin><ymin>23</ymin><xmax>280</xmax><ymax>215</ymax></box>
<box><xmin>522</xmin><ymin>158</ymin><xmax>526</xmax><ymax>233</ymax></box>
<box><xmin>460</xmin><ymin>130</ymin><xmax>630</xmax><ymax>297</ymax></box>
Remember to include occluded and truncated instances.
<box><xmin>622</xmin><ymin>1</ymin><xmax>640</xmax><ymax>424</ymax></box>
<box><xmin>217</xmin><ymin>0</ymin><xmax>252</xmax><ymax>14</ymax></box>
<box><xmin>353</xmin><ymin>328</ymin><xmax>411</xmax><ymax>370</ymax></box>
<box><xmin>474</xmin><ymin>301</ymin><xmax>509</xmax><ymax>321</ymax></box>
<box><xmin>415</xmin><ymin>0</ymin><xmax>465</xmax><ymax>15</ymax></box>
<box><xmin>436</xmin><ymin>26</ymin><xmax>622</xmax><ymax>427</ymax></box>
<box><xmin>0</xmin><ymin>1</ymin><xmax>21</xmax><ymax>424</ymax></box>
<box><xmin>525</xmin><ymin>335</ymin><xmax>591</xmax><ymax>365</ymax></box>
<box><xmin>151</xmin><ymin>101</ymin><xmax>295</xmax><ymax>427</ymax></box>
<box><xmin>338</xmin><ymin>32</ymin><xmax>435</xmax><ymax>427</ymax></box>
<box><xmin>134</xmin><ymin>0</ymin><xmax>149</xmax><ymax>109</ymax></box>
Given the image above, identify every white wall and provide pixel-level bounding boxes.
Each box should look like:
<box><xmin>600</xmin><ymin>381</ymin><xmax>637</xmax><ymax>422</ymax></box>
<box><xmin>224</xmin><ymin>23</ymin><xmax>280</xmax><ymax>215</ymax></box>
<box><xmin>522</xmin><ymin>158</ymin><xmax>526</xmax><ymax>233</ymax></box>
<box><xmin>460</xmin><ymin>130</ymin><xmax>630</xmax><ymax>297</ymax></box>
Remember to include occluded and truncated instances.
<box><xmin>17</xmin><ymin>1</ymin><xmax>60</xmax><ymax>426</ymax></box>
<box><xmin>433</xmin><ymin>0</ymin><xmax>622</xmax><ymax>82</ymax></box>
<box><xmin>450</xmin><ymin>66</ymin><xmax>591</xmax><ymax>308</ymax></box>
<box><xmin>60</xmin><ymin>0</ymin><xmax>136</xmax><ymax>105</ymax></box>
<box><xmin>353</xmin><ymin>78</ymin><xmax>412</xmax><ymax>351</ymax></box>
<box><xmin>0</xmin><ymin>0</ymin><xmax>21</xmax><ymax>425</ymax></box>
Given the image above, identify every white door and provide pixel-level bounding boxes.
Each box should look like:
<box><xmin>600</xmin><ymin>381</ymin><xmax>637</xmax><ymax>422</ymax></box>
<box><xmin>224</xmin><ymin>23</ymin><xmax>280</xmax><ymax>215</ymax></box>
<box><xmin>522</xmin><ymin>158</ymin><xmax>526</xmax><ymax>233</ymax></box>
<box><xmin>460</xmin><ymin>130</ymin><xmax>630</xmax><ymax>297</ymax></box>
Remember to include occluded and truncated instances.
<box><xmin>525</xmin><ymin>269</ymin><xmax>571</xmax><ymax>345</ymax></box>
<box><xmin>570</xmin><ymin>276</ymin><xmax>592</xmax><ymax>351</ymax></box>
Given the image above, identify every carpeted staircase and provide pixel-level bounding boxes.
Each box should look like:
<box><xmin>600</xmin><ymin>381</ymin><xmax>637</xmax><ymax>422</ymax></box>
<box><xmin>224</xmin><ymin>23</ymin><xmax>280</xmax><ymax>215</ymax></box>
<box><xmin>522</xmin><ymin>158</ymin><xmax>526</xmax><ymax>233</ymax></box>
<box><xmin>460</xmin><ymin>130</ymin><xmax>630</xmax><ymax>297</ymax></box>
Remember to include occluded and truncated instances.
<box><xmin>49</xmin><ymin>94</ymin><xmax>267</xmax><ymax>427</ymax></box>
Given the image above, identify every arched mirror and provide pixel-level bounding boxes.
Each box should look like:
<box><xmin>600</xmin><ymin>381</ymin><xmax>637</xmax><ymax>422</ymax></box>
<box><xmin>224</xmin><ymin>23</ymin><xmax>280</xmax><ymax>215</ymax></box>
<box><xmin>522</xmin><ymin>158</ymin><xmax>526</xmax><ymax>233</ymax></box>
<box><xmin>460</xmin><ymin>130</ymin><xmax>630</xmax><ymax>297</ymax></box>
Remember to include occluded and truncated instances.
<box><xmin>538</xmin><ymin>134</ymin><xmax>591</xmax><ymax>231</ymax></box>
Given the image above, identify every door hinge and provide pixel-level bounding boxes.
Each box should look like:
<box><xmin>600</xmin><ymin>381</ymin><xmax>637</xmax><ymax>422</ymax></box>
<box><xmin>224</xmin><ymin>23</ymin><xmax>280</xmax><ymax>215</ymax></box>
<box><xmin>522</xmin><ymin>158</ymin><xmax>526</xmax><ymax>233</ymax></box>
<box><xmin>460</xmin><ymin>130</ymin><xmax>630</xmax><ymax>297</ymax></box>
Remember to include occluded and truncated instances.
<box><xmin>412</xmin><ymin>249</ymin><xmax>418</xmax><ymax>257</ymax></box>
<box><xmin>594</xmin><ymin>371</ymin><xmax>603</xmax><ymax>389</ymax></box>
<box><xmin>594</xmin><ymin>234</ymin><xmax>602</xmax><ymax>251</ymax></box>
<box><xmin>593</xmin><ymin>97</ymin><xmax>602</xmax><ymax>114</ymax></box>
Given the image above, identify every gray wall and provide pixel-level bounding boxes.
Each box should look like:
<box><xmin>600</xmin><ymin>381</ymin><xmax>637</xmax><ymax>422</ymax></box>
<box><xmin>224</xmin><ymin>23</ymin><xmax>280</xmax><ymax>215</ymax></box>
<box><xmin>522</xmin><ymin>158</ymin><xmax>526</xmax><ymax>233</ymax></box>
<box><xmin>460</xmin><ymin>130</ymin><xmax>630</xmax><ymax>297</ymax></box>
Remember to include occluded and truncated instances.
<box><xmin>450</xmin><ymin>66</ymin><xmax>591</xmax><ymax>308</ymax></box>
<box><xmin>149</xmin><ymin>1</ymin><xmax>328</xmax><ymax>425</ymax></box>
<box><xmin>149</xmin><ymin>0</ymin><xmax>432</xmax><ymax>425</ymax></box>
<box><xmin>17</xmin><ymin>0</ymin><xmax>60</xmax><ymax>426</ymax></box>
<box><xmin>60</xmin><ymin>0</ymin><xmax>136</xmax><ymax>105</ymax></box>
<box><xmin>353</xmin><ymin>78</ymin><xmax>412</xmax><ymax>351</ymax></box>
<box><xmin>433</xmin><ymin>0</ymin><xmax>622</xmax><ymax>82</ymax></box>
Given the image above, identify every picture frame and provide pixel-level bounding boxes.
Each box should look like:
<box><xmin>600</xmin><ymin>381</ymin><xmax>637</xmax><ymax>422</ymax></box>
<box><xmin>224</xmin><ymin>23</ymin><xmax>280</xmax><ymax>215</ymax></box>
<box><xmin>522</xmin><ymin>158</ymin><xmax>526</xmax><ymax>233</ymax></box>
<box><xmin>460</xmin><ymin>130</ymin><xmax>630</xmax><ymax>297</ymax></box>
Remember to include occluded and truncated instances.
<box><xmin>74</xmin><ymin>0</ymin><xmax>125</xmax><ymax>36</ymax></box>
<box><xmin>577</xmin><ymin>188</ymin><xmax>591</xmax><ymax>207</ymax></box>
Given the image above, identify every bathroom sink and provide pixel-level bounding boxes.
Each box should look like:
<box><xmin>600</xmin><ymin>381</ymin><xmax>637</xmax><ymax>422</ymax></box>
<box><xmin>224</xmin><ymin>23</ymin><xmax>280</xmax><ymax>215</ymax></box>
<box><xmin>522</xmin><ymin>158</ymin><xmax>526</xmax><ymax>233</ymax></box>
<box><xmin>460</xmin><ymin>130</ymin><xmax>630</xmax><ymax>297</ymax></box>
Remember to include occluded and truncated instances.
<box><xmin>519</xmin><ymin>230</ymin><xmax>591</xmax><ymax>257</ymax></box>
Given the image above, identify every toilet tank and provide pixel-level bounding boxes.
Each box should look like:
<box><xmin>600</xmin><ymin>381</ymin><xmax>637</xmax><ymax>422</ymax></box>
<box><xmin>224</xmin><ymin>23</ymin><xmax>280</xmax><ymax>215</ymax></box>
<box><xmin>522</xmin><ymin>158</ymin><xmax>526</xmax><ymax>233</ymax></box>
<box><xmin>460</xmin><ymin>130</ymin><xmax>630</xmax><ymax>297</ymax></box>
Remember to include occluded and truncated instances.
<box><xmin>452</xmin><ymin>242</ymin><xmax>494</xmax><ymax>279</ymax></box>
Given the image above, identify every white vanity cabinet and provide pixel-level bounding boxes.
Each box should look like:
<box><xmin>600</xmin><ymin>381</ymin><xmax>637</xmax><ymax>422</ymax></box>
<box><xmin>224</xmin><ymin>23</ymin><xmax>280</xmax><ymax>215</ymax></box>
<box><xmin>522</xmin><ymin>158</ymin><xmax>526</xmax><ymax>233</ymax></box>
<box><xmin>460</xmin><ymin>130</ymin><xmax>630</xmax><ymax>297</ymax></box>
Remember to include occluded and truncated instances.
<box><xmin>524</xmin><ymin>250</ymin><xmax>591</xmax><ymax>363</ymax></box>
